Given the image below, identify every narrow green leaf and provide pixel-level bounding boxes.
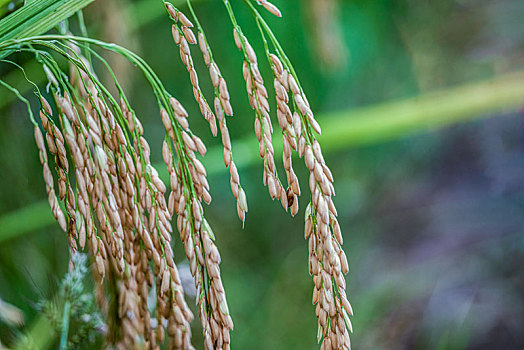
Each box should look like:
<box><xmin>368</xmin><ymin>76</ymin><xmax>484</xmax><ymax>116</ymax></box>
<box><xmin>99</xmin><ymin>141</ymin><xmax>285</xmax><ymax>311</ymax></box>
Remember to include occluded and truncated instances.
<box><xmin>0</xmin><ymin>0</ymin><xmax>96</xmax><ymax>58</ymax></box>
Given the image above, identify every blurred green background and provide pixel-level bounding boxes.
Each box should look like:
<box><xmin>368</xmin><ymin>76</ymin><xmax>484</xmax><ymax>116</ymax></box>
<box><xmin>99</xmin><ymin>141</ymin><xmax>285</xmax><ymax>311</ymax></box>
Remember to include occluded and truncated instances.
<box><xmin>1</xmin><ymin>0</ymin><xmax>524</xmax><ymax>348</ymax></box>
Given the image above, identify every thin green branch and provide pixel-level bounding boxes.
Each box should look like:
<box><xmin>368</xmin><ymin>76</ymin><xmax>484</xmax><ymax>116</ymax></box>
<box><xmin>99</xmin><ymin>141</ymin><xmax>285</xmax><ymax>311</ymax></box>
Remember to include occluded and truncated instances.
<box><xmin>58</xmin><ymin>301</ymin><xmax>70</xmax><ymax>350</ymax></box>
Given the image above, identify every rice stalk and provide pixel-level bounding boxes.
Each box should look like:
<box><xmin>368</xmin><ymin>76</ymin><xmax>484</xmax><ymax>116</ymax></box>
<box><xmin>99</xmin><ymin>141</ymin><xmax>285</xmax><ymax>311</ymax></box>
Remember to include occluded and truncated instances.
<box><xmin>221</xmin><ymin>1</ymin><xmax>353</xmax><ymax>348</ymax></box>
<box><xmin>0</xmin><ymin>1</ymin><xmax>352</xmax><ymax>348</ymax></box>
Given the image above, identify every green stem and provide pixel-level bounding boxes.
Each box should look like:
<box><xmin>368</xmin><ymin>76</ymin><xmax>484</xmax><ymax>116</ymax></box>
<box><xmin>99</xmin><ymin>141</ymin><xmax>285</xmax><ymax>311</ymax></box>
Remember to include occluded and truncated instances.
<box><xmin>75</xmin><ymin>10</ymin><xmax>92</xmax><ymax>66</ymax></box>
<box><xmin>242</xmin><ymin>0</ymin><xmax>298</xmax><ymax>82</ymax></box>
<box><xmin>59</xmin><ymin>300</ymin><xmax>70</xmax><ymax>350</ymax></box>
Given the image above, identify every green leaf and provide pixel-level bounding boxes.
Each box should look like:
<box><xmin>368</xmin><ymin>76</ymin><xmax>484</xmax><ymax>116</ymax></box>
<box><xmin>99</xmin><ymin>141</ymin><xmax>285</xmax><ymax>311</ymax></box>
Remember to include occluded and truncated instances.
<box><xmin>0</xmin><ymin>0</ymin><xmax>96</xmax><ymax>58</ymax></box>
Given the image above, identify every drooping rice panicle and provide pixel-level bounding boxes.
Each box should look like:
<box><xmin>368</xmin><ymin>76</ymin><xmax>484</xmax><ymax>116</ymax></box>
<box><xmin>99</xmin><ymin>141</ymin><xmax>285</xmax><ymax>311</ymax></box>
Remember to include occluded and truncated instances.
<box><xmin>224</xmin><ymin>2</ymin><xmax>354</xmax><ymax>348</ymax></box>
<box><xmin>32</xmin><ymin>42</ymin><xmax>197</xmax><ymax>349</ymax></box>
<box><xmin>2</xmin><ymin>0</ymin><xmax>353</xmax><ymax>346</ymax></box>
<box><xmin>235</xmin><ymin>26</ymin><xmax>285</xmax><ymax>205</ymax></box>
<box><xmin>34</xmin><ymin>104</ymin><xmax>68</xmax><ymax>235</ymax></box>
<box><xmin>161</xmin><ymin>95</ymin><xmax>234</xmax><ymax>349</ymax></box>
<box><xmin>165</xmin><ymin>1</ymin><xmax>248</xmax><ymax>224</ymax></box>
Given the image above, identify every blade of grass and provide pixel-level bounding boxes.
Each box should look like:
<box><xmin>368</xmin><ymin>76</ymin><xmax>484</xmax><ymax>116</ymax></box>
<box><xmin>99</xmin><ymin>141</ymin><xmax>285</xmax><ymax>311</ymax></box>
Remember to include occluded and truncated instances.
<box><xmin>319</xmin><ymin>70</ymin><xmax>524</xmax><ymax>150</ymax></box>
<box><xmin>0</xmin><ymin>0</ymin><xmax>96</xmax><ymax>58</ymax></box>
<box><xmin>0</xmin><ymin>201</ymin><xmax>57</xmax><ymax>241</ymax></box>
<box><xmin>1</xmin><ymin>70</ymin><xmax>523</xmax><ymax>242</ymax></box>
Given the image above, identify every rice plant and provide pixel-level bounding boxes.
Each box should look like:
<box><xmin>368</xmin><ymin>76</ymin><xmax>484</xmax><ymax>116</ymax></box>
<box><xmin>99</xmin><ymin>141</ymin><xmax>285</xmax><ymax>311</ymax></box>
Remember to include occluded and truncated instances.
<box><xmin>0</xmin><ymin>0</ymin><xmax>351</xmax><ymax>348</ymax></box>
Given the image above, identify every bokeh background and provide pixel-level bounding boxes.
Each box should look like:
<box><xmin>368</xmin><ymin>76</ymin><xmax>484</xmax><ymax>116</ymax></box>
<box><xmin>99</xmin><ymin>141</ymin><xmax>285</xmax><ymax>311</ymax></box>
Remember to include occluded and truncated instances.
<box><xmin>1</xmin><ymin>0</ymin><xmax>524</xmax><ymax>348</ymax></box>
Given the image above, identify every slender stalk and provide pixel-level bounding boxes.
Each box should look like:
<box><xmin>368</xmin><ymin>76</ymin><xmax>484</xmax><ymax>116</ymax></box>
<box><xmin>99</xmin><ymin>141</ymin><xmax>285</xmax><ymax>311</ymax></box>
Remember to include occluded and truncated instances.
<box><xmin>59</xmin><ymin>301</ymin><xmax>70</xmax><ymax>350</ymax></box>
<box><xmin>242</xmin><ymin>0</ymin><xmax>299</xmax><ymax>83</ymax></box>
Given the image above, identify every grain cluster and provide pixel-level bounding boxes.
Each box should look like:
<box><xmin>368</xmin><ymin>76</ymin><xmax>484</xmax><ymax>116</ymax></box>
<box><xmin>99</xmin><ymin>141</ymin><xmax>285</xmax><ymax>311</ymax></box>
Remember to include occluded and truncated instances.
<box><xmin>21</xmin><ymin>1</ymin><xmax>353</xmax><ymax>349</ymax></box>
